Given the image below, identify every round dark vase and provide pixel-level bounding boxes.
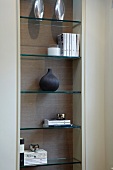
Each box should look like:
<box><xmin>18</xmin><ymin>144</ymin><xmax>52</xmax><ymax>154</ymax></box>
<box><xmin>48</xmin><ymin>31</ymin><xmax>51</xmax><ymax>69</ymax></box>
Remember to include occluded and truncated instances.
<box><xmin>39</xmin><ymin>69</ymin><xmax>59</xmax><ymax>91</ymax></box>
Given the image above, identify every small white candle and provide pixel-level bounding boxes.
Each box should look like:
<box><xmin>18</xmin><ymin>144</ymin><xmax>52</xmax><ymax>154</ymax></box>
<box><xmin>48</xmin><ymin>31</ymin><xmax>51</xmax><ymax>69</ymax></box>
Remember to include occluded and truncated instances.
<box><xmin>48</xmin><ymin>47</ymin><xmax>60</xmax><ymax>56</ymax></box>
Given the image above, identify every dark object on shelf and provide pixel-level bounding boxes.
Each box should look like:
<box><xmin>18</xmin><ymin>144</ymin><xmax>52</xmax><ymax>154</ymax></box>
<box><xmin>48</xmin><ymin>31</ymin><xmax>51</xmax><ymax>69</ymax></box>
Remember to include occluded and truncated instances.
<box><xmin>20</xmin><ymin>138</ymin><xmax>24</xmax><ymax>166</ymax></box>
<box><xmin>30</xmin><ymin>144</ymin><xmax>39</xmax><ymax>152</ymax></box>
<box><xmin>39</xmin><ymin>68</ymin><xmax>59</xmax><ymax>91</ymax></box>
<box><xmin>57</xmin><ymin>113</ymin><xmax>65</xmax><ymax>120</ymax></box>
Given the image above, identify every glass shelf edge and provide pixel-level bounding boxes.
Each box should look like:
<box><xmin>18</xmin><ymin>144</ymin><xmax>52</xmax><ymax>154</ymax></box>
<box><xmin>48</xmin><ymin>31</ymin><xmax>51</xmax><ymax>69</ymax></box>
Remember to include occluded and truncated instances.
<box><xmin>20</xmin><ymin>158</ymin><xmax>81</xmax><ymax>168</ymax></box>
<box><xmin>20</xmin><ymin>125</ymin><xmax>81</xmax><ymax>130</ymax></box>
<box><xmin>21</xmin><ymin>90</ymin><xmax>81</xmax><ymax>94</ymax></box>
<box><xmin>20</xmin><ymin>16</ymin><xmax>81</xmax><ymax>24</ymax></box>
<box><xmin>21</xmin><ymin>54</ymin><xmax>81</xmax><ymax>59</ymax></box>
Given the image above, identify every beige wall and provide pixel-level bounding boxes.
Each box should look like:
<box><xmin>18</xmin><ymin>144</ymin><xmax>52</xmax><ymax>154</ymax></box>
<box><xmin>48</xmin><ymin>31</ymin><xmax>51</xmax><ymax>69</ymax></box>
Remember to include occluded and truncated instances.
<box><xmin>85</xmin><ymin>0</ymin><xmax>106</xmax><ymax>170</ymax></box>
<box><xmin>73</xmin><ymin>0</ymin><xmax>106</xmax><ymax>170</ymax></box>
<box><xmin>0</xmin><ymin>0</ymin><xmax>18</xmax><ymax>170</ymax></box>
<box><xmin>105</xmin><ymin>1</ymin><xmax>113</xmax><ymax>170</ymax></box>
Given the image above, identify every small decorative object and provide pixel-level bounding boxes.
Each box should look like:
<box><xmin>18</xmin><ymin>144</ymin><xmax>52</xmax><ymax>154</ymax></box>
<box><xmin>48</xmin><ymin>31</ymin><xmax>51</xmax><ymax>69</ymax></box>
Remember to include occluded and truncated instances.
<box><xmin>20</xmin><ymin>138</ymin><xmax>24</xmax><ymax>166</ymax></box>
<box><xmin>48</xmin><ymin>44</ymin><xmax>60</xmax><ymax>56</ymax></box>
<box><xmin>34</xmin><ymin>0</ymin><xmax>44</xmax><ymax>19</ymax></box>
<box><xmin>57</xmin><ymin>113</ymin><xmax>65</xmax><ymax>120</ymax></box>
<box><xmin>39</xmin><ymin>69</ymin><xmax>59</xmax><ymax>91</ymax></box>
<box><xmin>24</xmin><ymin>149</ymin><xmax>47</xmax><ymax>164</ymax></box>
<box><xmin>55</xmin><ymin>0</ymin><xmax>65</xmax><ymax>20</ymax></box>
<box><xmin>30</xmin><ymin>144</ymin><xmax>39</xmax><ymax>152</ymax></box>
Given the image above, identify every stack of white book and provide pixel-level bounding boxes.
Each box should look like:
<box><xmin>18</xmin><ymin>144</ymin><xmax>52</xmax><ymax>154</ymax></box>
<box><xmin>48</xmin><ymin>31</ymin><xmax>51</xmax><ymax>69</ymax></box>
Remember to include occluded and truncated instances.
<box><xmin>58</xmin><ymin>33</ymin><xmax>80</xmax><ymax>57</ymax></box>
<box><xmin>43</xmin><ymin>119</ymin><xmax>72</xmax><ymax>127</ymax></box>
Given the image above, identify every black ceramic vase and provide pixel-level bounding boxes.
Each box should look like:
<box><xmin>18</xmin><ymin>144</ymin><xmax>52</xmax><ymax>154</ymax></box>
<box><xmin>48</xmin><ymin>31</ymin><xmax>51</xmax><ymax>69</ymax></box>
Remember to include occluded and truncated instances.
<box><xmin>39</xmin><ymin>69</ymin><xmax>59</xmax><ymax>91</ymax></box>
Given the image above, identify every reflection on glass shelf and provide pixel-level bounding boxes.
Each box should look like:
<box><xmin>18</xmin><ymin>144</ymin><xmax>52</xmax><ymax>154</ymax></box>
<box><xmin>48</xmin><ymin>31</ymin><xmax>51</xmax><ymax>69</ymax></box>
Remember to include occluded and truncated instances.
<box><xmin>21</xmin><ymin>90</ymin><xmax>81</xmax><ymax>94</ymax></box>
<box><xmin>21</xmin><ymin>54</ymin><xmax>81</xmax><ymax>60</ymax></box>
<box><xmin>20</xmin><ymin>158</ymin><xmax>81</xmax><ymax>168</ymax></box>
<box><xmin>20</xmin><ymin>124</ymin><xmax>81</xmax><ymax>130</ymax></box>
<box><xmin>20</xmin><ymin>16</ymin><xmax>81</xmax><ymax>28</ymax></box>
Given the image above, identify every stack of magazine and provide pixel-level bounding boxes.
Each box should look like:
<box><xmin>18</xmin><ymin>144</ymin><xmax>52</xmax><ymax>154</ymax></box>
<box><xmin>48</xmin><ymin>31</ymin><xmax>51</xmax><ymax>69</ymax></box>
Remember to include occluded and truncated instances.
<box><xmin>43</xmin><ymin>119</ymin><xmax>72</xmax><ymax>127</ymax></box>
<box><xmin>58</xmin><ymin>33</ymin><xmax>80</xmax><ymax>57</ymax></box>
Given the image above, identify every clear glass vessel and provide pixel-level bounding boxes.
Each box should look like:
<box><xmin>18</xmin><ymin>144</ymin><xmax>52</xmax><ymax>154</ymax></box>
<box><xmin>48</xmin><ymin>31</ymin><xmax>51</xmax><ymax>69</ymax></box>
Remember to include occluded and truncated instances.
<box><xmin>34</xmin><ymin>0</ymin><xmax>44</xmax><ymax>19</ymax></box>
<box><xmin>55</xmin><ymin>0</ymin><xmax>65</xmax><ymax>20</ymax></box>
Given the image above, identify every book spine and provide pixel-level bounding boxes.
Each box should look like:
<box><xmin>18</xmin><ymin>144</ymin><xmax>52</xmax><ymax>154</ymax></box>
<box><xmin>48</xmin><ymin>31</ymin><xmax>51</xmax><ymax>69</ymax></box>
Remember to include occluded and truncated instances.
<box><xmin>72</xmin><ymin>34</ymin><xmax>76</xmax><ymax>56</ymax></box>
<box><xmin>75</xmin><ymin>34</ymin><xmax>80</xmax><ymax>57</ymax></box>
<box><xmin>58</xmin><ymin>35</ymin><xmax>61</xmax><ymax>55</ymax></box>
<box><xmin>69</xmin><ymin>33</ymin><xmax>72</xmax><ymax>56</ymax></box>
<box><xmin>66</xmin><ymin>33</ymin><xmax>69</xmax><ymax>56</ymax></box>
<box><xmin>49</xmin><ymin>120</ymin><xmax>70</xmax><ymax>123</ymax></box>
<box><xmin>47</xmin><ymin>122</ymin><xmax>71</xmax><ymax>125</ymax></box>
<box><xmin>59</xmin><ymin>33</ymin><xmax>66</xmax><ymax>56</ymax></box>
<box><xmin>59</xmin><ymin>34</ymin><xmax>63</xmax><ymax>55</ymax></box>
<box><xmin>63</xmin><ymin>33</ymin><xmax>67</xmax><ymax>56</ymax></box>
<box><xmin>44</xmin><ymin>119</ymin><xmax>71</xmax><ymax>125</ymax></box>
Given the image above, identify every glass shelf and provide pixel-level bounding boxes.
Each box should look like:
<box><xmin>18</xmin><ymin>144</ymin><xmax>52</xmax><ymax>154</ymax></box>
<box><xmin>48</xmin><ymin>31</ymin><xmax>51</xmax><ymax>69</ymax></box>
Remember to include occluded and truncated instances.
<box><xmin>21</xmin><ymin>90</ymin><xmax>81</xmax><ymax>94</ymax></box>
<box><xmin>20</xmin><ymin>158</ymin><xmax>81</xmax><ymax>168</ymax></box>
<box><xmin>21</xmin><ymin>54</ymin><xmax>81</xmax><ymax>60</ymax></box>
<box><xmin>20</xmin><ymin>124</ymin><xmax>81</xmax><ymax>130</ymax></box>
<box><xmin>20</xmin><ymin>16</ymin><xmax>81</xmax><ymax>28</ymax></box>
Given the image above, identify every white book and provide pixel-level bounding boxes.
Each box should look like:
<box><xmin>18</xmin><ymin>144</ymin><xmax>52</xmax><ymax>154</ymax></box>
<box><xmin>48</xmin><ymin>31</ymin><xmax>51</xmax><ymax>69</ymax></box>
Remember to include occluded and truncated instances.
<box><xmin>44</xmin><ymin>119</ymin><xmax>71</xmax><ymax>126</ymax></box>
<box><xmin>49</xmin><ymin>120</ymin><xmax>70</xmax><ymax>123</ymax></box>
<box><xmin>66</xmin><ymin>33</ymin><xmax>69</xmax><ymax>56</ymax></box>
<box><xmin>75</xmin><ymin>34</ymin><xmax>80</xmax><ymax>57</ymax></box>
<box><xmin>44</xmin><ymin>119</ymin><xmax>71</xmax><ymax>124</ymax></box>
<box><xmin>71</xmin><ymin>33</ymin><xmax>76</xmax><ymax>56</ymax></box>
<box><xmin>46</xmin><ymin>122</ymin><xmax>71</xmax><ymax>125</ymax></box>
<box><xmin>58</xmin><ymin>33</ymin><xmax>67</xmax><ymax>56</ymax></box>
<box><xmin>69</xmin><ymin>33</ymin><xmax>72</xmax><ymax>56</ymax></box>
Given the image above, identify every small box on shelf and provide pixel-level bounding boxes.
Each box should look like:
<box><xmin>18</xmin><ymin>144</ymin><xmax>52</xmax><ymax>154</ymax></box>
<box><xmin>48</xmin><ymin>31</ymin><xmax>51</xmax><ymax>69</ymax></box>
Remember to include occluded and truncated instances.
<box><xmin>24</xmin><ymin>149</ymin><xmax>47</xmax><ymax>165</ymax></box>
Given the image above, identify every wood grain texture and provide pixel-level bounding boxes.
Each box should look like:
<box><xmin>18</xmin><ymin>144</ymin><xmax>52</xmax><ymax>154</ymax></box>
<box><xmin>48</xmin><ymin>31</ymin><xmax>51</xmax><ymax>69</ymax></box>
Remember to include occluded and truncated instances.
<box><xmin>20</xmin><ymin>0</ymin><xmax>73</xmax><ymax>54</ymax></box>
<box><xmin>21</xmin><ymin>60</ymin><xmax>73</xmax><ymax>90</ymax></box>
<box><xmin>21</xmin><ymin>94</ymin><xmax>73</xmax><ymax>128</ymax></box>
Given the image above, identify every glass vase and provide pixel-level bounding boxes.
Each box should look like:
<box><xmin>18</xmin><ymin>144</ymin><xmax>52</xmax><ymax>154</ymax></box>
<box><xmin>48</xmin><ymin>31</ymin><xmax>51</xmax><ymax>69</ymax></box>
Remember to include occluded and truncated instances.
<box><xmin>55</xmin><ymin>0</ymin><xmax>65</xmax><ymax>20</ymax></box>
